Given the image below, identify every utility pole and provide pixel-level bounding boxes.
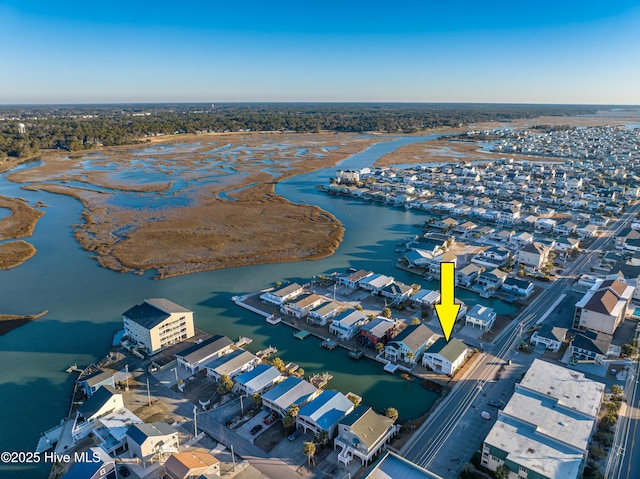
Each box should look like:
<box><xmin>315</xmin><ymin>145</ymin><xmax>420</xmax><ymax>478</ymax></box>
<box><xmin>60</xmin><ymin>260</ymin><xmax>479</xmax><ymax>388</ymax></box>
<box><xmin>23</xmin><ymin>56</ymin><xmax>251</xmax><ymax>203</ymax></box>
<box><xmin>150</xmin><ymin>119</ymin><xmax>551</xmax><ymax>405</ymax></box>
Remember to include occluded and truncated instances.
<box><xmin>147</xmin><ymin>378</ymin><xmax>151</xmax><ymax>407</ymax></box>
<box><xmin>125</xmin><ymin>364</ymin><xmax>129</xmax><ymax>391</ymax></box>
<box><xmin>231</xmin><ymin>444</ymin><xmax>236</xmax><ymax>472</ymax></box>
<box><xmin>193</xmin><ymin>405</ymin><xmax>198</xmax><ymax>437</ymax></box>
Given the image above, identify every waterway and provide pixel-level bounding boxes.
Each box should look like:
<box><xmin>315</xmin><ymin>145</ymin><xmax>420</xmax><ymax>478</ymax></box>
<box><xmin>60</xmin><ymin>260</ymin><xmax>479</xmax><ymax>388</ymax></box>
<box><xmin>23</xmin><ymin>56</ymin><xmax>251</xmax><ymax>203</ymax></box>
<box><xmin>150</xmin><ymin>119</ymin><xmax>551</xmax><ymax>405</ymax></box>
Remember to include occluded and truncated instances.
<box><xmin>0</xmin><ymin>136</ymin><xmax>515</xmax><ymax>478</ymax></box>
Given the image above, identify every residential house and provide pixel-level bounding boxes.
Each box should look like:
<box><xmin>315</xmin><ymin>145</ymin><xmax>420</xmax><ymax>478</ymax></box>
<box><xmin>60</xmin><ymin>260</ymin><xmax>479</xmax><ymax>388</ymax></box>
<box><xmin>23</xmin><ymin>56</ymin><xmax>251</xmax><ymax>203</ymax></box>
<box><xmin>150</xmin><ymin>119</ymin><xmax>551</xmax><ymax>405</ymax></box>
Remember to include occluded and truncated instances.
<box><xmin>476</xmin><ymin>268</ymin><xmax>508</xmax><ymax>291</ymax></box>
<box><xmin>501</xmin><ymin>277</ymin><xmax>535</xmax><ymax>298</ymax></box>
<box><xmin>72</xmin><ymin>386</ymin><xmax>124</xmax><ymax>441</ymax></box>
<box><xmin>92</xmin><ymin>407</ymin><xmax>144</xmax><ymax>456</ymax></box>
<box><xmin>329</xmin><ymin>309</ymin><xmax>369</xmax><ymax>340</ymax></box>
<box><xmin>164</xmin><ymin>448</ymin><xmax>220</xmax><ymax>479</ymax></box>
<box><xmin>282</xmin><ymin>293</ymin><xmax>325</xmax><ymax>318</ymax></box>
<box><xmin>233</xmin><ymin>364</ymin><xmax>283</xmax><ymax>395</ymax></box>
<box><xmin>453</xmin><ymin>220</ymin><xmax>477</xmax><ymax>235</ymax></box>
<box><xmin>307</xmin><ymin>301</ymin><xmax>342</xmax><ymax>326</ymax></box>
<box><xmin>577</xmin><ymin>224</ymin><xmax>599</xmax><ymax>239</ymax></box>
<box><xmin>535</xmin><ymin>217</ymin><xmax>557</xmax><ymax>232</ymax></box>
<box><xmin>422</xmin><ymin>338</ymin><xmax>469</xmax><ymax>376</ymax></box>
<box><xmin>481</xmin><ymin>360</ymin><xmax>605</xmax><ymax>479</ymax></box>
<box><xmin>334</xmin><ymin>406</ymin><xmax>398</xmax><ymax>467</ymax></box>
<box><xmin>363</xmin><ymin>451</ymin><xmax>445</xmax><ymax>478</ymax></box>
<box><xmin>126</xmin><ymin>422</ymin><xmax>179</xmax><ymax>466</ymax></box>
<box><xmin>573</xmin><ymin>279</ymin><xmax>633</xmax><ymax>335</ymax></box>
<box><xmin>474</xmin><ymin>246</ymin><xmax>511</xmax><ymax>267</ymax></box>
<box><xmin>76</xmin><ymin>368</ymin><xmax>115</xmax><ymax>398</ymax></box>
<box><xmin>204</xmin><ymin>349</ymin><xmax>260</xmax><ymax>381</ymax></box>
<box><xmin>555</xmin><ymin>220</ymin><xmax>578</xmax><ymax>236</ymax></box>
<box><xmin>464</xmin><ymin>305</ymin><xmax>496</xmax><ymax>332</ymax></box>
<box><xmin>455</xmin><ymin>263</ymin><xmax>483</xmax><ymax>287</ymax></box>
<box><xmin>379</xmin><ymin>281</ymin><xmax>414</xmax><ymax>304</ymax></box>
<box><xmin>384</xmin><ymin>324</ymin><xmax>437</xmax><ymax>365</ymax></box>
<box><xmin>515</xmin><ymin>241</ymin><xmax>550</xmax><ymax>271</ymax></box>
<box><xmin>175</xmin><ymin>335</ymin><xmax>234</xmax><ymax>374</ymax></box>
<box><xmin>510</xmin><ymin>231</ymin><xmax>534</xmax><ymax>248</ymax></box>
<box><xmin>297</xmin><ymin>390</ymin><xmax>355</xmax><ymax>437</ymax></box>
<box><xmin>530</xmin><ymin>325</ymin><xmax>567</xmax><ymax>352</ymax></box>
<box><xmin>432</xmin><ymin>217</ymin><xmax>459</xmax><ymax>231</ymax></box>
<box><xmin>410</xmin><ymin>289</ymin><xmax>440</xmax><ymax>309</ymax></box>
<box><xmin>359</xmin><ymin>274</ymin><xmax>395</xmax><ymax>294</ymax></box>
<box><xmin>555</xmin><ymin>236</ymin><xmax>581</xmax><ymax>253</ymax></box>
<box><xmin>61</xmin><ymin>448</ymin><xmax>116</xmax><ymax>479</ymax></box>
<box><xmin>261</xmin><ymin>377</ymin><xmax>320</xmax><ymax>417</ymax></box>
<box><xmin>570</xmin><ymin>330</ymin><xmax>616</xmax><ymax>363</ymax></box>
<box><xmin>259</xmin><ymin>283</ymin><xmax>305</xmax><ymax>306</ymax></box>
<box><xmin>338</xmin><ymin>270</ymin><xmax>374</xmax><ymax>289</ymax></box>
<box><xmin>359</xmin><ymin>318</ymin><xmax>398</xmax><ymax>347</ymax></box>
<box><xmin>122</xmin><ymin>298</ymin><xmax>195</xmax><ymax>354</ymax></box>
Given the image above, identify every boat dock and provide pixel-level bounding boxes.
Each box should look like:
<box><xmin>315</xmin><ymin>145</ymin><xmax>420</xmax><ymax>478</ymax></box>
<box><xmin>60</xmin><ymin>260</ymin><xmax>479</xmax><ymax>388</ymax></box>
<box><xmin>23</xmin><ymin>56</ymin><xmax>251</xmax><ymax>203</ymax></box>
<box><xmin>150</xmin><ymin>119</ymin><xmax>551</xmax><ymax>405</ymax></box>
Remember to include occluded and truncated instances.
<box><xmin>293</xmin><ymin>330</ymin><xmax>311</xmax><ymax>340</ymax></box>
<box><xmin>384</xmin><ymin>363</ymin><xmax>399</xmax><ymax>374</ymax></box>
<box><xmin>321</xmin><ymin>338</ymin><xmax>338</xmax><ymax>350</ymax></box>
<box><xmin>310</xmin><ymin>372</ymin><xmax>333</xmax><ymax>388</ymax></box>
<box><xmin>235</xmin><ymin>336</ymin><xmax>253</xmax><ymax>348</ymax></box>
<box><xmin>65</xmin><ymin>364</ymin><xmax>83</xmax><ymax>374</ymax></box>
<box><xmin>348</xmin><ymin>349</ymin><xmax>365</xmax><ymax>359</ymax></box>
<box><xmin>284</xmin><ymin>362</ymin><xmax>299</xmax><ymax>374</ymax></box>
<box><xmin>266</xmin><ymin>315</ymin><xmax>282</xmax><ymax>325</ymax></box>
<box><xmin>256</xmin><ymin>346</ymin><xmax>277</xmax><ymax>359</ymax></box>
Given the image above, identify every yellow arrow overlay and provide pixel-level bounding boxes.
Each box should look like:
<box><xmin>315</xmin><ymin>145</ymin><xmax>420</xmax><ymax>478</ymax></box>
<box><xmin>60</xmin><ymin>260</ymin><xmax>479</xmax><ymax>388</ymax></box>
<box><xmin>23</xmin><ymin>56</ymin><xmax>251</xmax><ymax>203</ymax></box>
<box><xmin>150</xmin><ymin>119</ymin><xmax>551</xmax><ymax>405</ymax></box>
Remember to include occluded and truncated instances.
<box><xmin>435</xmin><ymin>262</ymin><xmax>460</xmax><ymax>343</ymax></box>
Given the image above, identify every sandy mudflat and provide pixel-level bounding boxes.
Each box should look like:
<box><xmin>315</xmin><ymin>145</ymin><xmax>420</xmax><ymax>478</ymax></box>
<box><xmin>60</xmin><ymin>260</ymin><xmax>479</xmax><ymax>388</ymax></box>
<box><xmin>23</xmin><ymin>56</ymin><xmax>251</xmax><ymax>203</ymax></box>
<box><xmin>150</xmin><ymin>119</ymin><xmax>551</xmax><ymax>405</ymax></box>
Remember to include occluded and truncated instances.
<box><xmin>8</xmin><ymin>132</ymin><xmax>385</xmax><ymax>278</ymax></box>
<box><xmin>0</xmin><ymin>195</ymin><xmax>45</xmax><ymax>269</ymax></box>
<box><xmin>0</xmin><ymin>311</ymin><xmax>48</xmax><ymax>336</ymax></box>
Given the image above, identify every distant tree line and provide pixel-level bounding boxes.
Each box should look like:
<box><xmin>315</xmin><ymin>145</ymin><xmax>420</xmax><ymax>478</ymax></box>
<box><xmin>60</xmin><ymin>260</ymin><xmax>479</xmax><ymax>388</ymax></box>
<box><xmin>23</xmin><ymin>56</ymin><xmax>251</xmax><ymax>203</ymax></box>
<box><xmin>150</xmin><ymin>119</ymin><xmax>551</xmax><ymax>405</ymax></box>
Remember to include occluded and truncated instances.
<box><xmin>0</xmin><ymin>103</ymin><xmax>600</xmax><ymax>159</ymax></box>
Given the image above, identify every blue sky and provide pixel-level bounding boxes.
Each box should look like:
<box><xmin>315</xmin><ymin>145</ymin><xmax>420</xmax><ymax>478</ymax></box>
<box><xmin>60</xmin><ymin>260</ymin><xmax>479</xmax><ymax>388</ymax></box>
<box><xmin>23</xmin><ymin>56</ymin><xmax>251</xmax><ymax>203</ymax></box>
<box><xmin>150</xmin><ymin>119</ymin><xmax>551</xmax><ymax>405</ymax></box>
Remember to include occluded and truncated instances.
<box><xmin>1</xmin><ymin>1</ymin><xmax>640</xmax><ymax>104</ymax></box>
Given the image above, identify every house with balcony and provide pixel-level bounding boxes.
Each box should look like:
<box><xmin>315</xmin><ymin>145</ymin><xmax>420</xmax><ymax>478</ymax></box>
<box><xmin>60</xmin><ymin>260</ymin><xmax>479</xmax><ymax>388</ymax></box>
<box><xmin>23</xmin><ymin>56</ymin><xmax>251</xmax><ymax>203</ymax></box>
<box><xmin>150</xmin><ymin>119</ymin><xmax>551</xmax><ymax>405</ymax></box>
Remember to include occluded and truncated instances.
<box><xmin>477</xmin><ymin>268</ymin><xmax>508</xmax><ymax>291</ymax></box>
<box><xmin>233</xmin><ymin>364</ymin><xmax>283</xmax><ymax>395</ymax></box>
<box><xmin>126</xmin><ymin>422</ymin><xmax>179</xmax><ymax>466</ymax></box>
<box><xmin>359</xmin><ymin>317</ymin><xmax>398</xmax><ymax>347</ymax></box>
<box><xmin>570</xmin><ymin>330</ymin><xmax>616</xmax><ymax>363</ymax></box>
<box><xmin>455</xmin><ymin>263</ymin><xmax>483</xmax><ymax>287</ymax></box>
<box><xmin>379</xmin><ymin>281</ymin><xmax>414</xmax><ymax>304</ymax></box>
<box><xmin>76</xmin><ymin>368</ymin><xmax>115</xmax><ymax>398</ymax></box>
<box><xmin>410</xmin><ymin>289</ymin><xmax>440</xmax><ymax>309</ymax></box>
<box><xmin>384</xmin><ymin>324</ymin><xmax>437</xmax><ymax>365</ymax></box>
<box><xmin>422</xmin><ymin>338</ymin><xmax>469</xmax><ymax>376</ymax></box>
<box><xmin>164</xmin><ymin>448</ymin><xmax>221</xmax><ymax>479</ymax></box>
<box><xmin>259</xmin><ymin>283</ymin><xmax>305</xmax><ymax>306</ymax></box>
<box><xmin>338</xmin><ymin>270</ymin><xmax>374</xmax><ymax>289</ymax></box>
<box><xmin>515</xmin><ymin>241</ymin><xmax>550</xmax><ymax>271</ymax></box>
<box><xmin>501</xmin><ymin>277</ymin><xmax>535</xmax><ymax>298</ymax></box>
<box><xmin>464</xmin><ymin>304</ymin><xmax>496</xmax><ymax>332</ymax></box>
<box><xmin>204</xmin><ymin>349</ymin><xmax>260</xmax><ymax>381</ymax></box>
<box><xmin>282</xmin><ymin>293</ymin><xmax>325</xmax><ymax>318</ymax></box>
<box><xmin>297</xmin><ymin>390</ymin><xmax>354</xmax><ymax>437</ymax></box>
<box><xmin>175</xmin><ymin>335</ymin><xmax>234</xmax><ymax>374</ymax></box>
<box><xmin>573</xmin><ymin>279</ymin><xmax>633</xmax><ymax>335</ymax></box>
<box><xmin>530</xmin><ymin>324</ymin><xmax>567</xmax><ymax>352</ymax></box>
<box><xmin>262</xmin><ymin>377</ymin><xmax>320</xmax><ymax>417</ymax></box>
<box><xmin>334</xmin><ymin>406</ymin><xmax>398</xmax><ymax>467</ymax></box>
<box><xmin>307</xmin><ymin>301</ymin><xmax>342</xmax><ymax>326</ymax></box>
<box><xmin>358</xmin><ymin>274</ymin><xmax>395</xmax><ymax>294</ymax></box>
<box><xmin>329</xmin><ymin>309</ymin><xmax>369</xmax><ymax>340</ymax></box>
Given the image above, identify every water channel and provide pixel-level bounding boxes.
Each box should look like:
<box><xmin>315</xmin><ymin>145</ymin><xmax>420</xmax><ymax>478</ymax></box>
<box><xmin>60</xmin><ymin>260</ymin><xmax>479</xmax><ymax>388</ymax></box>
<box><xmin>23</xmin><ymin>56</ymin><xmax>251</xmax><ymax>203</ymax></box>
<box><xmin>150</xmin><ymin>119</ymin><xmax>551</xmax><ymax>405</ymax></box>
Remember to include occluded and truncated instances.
<box><xmin>0</xmin><ymin>136</ymin><xmax>516</xmax><ymax>477</ymax></box>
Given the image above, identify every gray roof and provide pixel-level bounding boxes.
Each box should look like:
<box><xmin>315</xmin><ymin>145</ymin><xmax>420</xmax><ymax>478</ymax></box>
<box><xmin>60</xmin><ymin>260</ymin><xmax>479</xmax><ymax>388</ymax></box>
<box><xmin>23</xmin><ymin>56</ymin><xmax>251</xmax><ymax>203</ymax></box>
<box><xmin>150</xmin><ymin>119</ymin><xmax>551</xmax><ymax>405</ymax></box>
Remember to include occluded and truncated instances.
<box><xmin>536</xmin><ymin>324</ymin><xmax>567</xmax><ymax>342</ymax></box>
<box><xmin>572</xmin><ymin>330</ymin><xmax>611</xmax><ymax>356</ymax></box>
<box><xmin>145</xmin><ymin>298</ymin><xmax>192</xmax><ymax>314</ymax></box>
<box><xmin>127</xmin><ymin>421</ymin><xmax>177</xmax><ymax>446</ymax></box>
<box><xmin>123</xmin><ymin>301</ymin><xmax>169</xmax><ymax>329</ymax></box>
<box><xmin>204</xmin><ymin>350</ymin><xmax>257</xmax><ymax>376</ymax></box>
<box><xmin>339</xmin><ymin>406</ymin><xmax>395</xmax><ymax>449</ymax></box>
<box><xmin>390</xmin><ymin>324</ymin><xmax>436</xmax><ymax>352</ymax></box>
<box><xmin>364</xmin><ymin>451</ymin><xmax>443</xmax><ymax>479</ymax></box>
<box><xmin>77</xmin><ymin>368</ymin><xmax>113</xmax><ymax>387</ymax></box>
<box><xmin>175</xmin><ymin>335</ymin><xmax>233</xmax><ymax>365</ymax></box>
<box><xmin>77</xmin><ymin>385</ymin><xmax>120</xmax><ymax>419</ymax></box>
<box><xmin>262</xmin><ymin>376</ymin><xmax>317</xmax><ymax>411</ymax></box>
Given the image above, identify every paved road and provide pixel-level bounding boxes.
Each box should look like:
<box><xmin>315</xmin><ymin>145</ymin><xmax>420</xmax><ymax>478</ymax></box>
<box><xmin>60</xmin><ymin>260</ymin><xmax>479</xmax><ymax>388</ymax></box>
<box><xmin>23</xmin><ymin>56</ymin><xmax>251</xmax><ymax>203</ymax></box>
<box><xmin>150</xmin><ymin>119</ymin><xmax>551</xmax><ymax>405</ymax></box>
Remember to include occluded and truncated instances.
<box><xmin>402</xmin><ymin>202</ymin><xmax>640</xmax><ymax>478</ymax></box>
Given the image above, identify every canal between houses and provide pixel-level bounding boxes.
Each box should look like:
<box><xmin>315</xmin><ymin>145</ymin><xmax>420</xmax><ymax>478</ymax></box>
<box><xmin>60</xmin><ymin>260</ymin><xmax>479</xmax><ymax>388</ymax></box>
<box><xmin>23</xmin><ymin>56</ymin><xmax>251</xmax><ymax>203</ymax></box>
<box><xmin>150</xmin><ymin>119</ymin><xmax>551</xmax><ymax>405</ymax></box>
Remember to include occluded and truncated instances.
<box><xmin>0</xmin><ymin>136</ymin><xmax>516</xmax><ymax>478</ymax></box>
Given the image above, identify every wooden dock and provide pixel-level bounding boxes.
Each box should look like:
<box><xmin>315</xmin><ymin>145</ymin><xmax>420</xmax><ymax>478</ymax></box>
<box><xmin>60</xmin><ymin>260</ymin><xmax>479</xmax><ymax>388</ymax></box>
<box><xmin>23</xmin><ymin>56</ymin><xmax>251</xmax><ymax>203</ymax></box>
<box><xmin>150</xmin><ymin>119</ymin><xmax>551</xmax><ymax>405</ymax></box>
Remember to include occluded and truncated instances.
<box><xmin>65</xmin><ymin>364</ymin><xmax>83</xmax><ymax>374</ymax></box>
<box><xmin>266</xmin><ymin>315</ymin><xmax>282</xmax><ymax>325</ymax></box>
<box><xmin>321</xmin><ymin>338</ymin><xmax>338</xmax><ymax>350</ymax></box>
<box><xmin>284</xmin><ymin>362</ymin><xmax>299</xmax><ymax>374</ymax></box>
<box><xmin>348</xmin><ymin>349</ymin><xmax>365</xmax><ymax>359</ymax></box>
<box><xmin>310</xmin><ymin>372</ymin><xmax>333</xmax><ymax>388</ymax></box>
<box><xmin>256</xmin><ymin>346</ymin><xmax>277</xmax><ymax>359</ymax></box>
<box><xmin>235</xmin><ymin>337</ymin><xmax>253</xmax><ymax>348</ymax></box>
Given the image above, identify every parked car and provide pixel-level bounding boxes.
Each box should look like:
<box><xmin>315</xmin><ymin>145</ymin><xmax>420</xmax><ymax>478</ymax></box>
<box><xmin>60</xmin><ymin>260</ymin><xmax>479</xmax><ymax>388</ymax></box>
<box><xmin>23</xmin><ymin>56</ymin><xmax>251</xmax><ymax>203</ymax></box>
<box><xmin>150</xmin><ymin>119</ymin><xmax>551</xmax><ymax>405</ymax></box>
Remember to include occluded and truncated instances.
<box><xmin>288</xmin><ymin>431</ymin><xmax>300</xmax><ymax>441</ymax></box>
<box><xmin>487</xmin><ymin>400</ymin><xmax>503</xmax><ymax>408</ymax></box>
<box><xmin>480</xmin><ymin>411</ymin><xmax>492</xmax><ymax>420</ymax></box>
<box><xmin>263</xmin><ymin>412</ymin><xmax>278</xmax><ymax>425</ymax></box>
<box><xmin>119</xmin><ymin>465</ymin><xmax>131</xmax><ymax>477</ymax></box>
<box><xmin>250</xmin><ymin>424</ymin><xmax>263</xmax><ymax>435</ymax></box>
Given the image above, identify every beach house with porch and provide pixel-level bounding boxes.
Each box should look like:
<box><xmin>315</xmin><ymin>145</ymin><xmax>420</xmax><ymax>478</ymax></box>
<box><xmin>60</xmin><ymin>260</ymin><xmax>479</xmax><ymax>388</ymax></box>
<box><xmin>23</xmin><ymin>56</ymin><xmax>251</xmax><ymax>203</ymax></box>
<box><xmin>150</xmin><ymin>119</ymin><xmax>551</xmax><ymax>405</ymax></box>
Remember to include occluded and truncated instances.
<box><xmin>464</xmin><ymin>304</ymin><xmax>496</xmax><ymax>332</ymax></box>
<box><xmin>329</xmin><ymin>309</ymin><xmax>369</xmax><ymax>340</ymax></box>
<box><xmin>297</xmin><ymin>390</ymin><xmax>355</xmax><ymax>437</ymax></box>
<box><xmin>175</xmin><ymin>335</ymin><xmax>234</xmax><ymax>374</ymax></box>
<box><xmin>384</xmin><ymin>324</ymin><xmax>437</xmax><ymax>365</ymax></box>
<box><xmin>126</xmin><ymin>422</ymin><xmax>179</xmax><ymax>466</ymax></box>
<box><xmin>422</xmin><ymin>338</ymin><xmax>469</xmax><ymax>376</ymax></box>
<box><xmin>261</xmin><ymin>377</ymin><xmax>320</xmax><ymax>417</ymax></box>
<box><xmin>259</xmin><ymin>282</ymin><xmax>305</xmax><ymax>306</ymax></box>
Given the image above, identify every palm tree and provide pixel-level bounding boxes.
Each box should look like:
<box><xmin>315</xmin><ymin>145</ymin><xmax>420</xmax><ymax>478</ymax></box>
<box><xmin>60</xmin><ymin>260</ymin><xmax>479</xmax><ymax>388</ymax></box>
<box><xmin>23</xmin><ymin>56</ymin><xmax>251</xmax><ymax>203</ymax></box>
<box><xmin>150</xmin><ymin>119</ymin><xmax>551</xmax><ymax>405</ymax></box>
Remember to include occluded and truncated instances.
<box><xmin>495</xmin><ymin>464</ymin><xmax>510</xmax><ymax>479</ymax></box>
<box><xmin>217</xmin><ymin>374</ymin><xmax>234</xmax><ymax>394</ymax></box>
<box><xmin>385</xmin><ymin>407</ymin><xmax>399</xmax><ymax>422</ymax></box>
<box><xmin>375</xmin><ymin>342</ymin><xmax>385</xmax><ymax>353</ymax></box>
<box><xmin>303</xmin><ymin>441</ymin><xmax>316</xmax><ymax>466</ymax></box>
<box><xmin>283</xmin><ymin>404</ymin><xmax>299</xmax><ymax>432</ymax></box>
<box><xmin>406</xmin><ymin>351</ymin><xmax>415</xmax><ymax>364</ymax></box>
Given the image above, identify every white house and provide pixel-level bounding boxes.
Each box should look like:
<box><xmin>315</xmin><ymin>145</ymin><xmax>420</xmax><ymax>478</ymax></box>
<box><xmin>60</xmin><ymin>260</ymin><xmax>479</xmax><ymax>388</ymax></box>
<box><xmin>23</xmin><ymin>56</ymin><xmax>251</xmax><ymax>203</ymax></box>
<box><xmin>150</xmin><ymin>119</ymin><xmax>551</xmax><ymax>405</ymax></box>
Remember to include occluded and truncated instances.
<box><xmin>422</xmin><ymin>338</ymin><xmax>469</xmax><ymax>376</ymax></box>
<box><xmin>530</xmin><ymin>325</ymin><xmax>567</xmax><ymax>352</ymax></box>
<box><xmin>297</xmin><ymin>390</ymin><xmax>354</xmax><ymax>437</ymax></box>
<box><xmin>465</xmin><ymin>304</ymin><xmax>496</xmax><ymax>332</ymax></box>
<box><xmin>233</xmin><ymin>364</ymin><xmax>283</xmax><ymax>395</ymax></box>
<box><xmin>260</xmin><ymin>283</ymin><xmax>305</xmax><ymax>306</ymax></box>
<box><xmin>329</xmin><ymin>309</ymin><xmax>369</xmax><ymax>340</ymax></box>
<box><xmin>175</xmin><ymin>335</ymin><xmax>234</xmax><ymax>374</ymax></box>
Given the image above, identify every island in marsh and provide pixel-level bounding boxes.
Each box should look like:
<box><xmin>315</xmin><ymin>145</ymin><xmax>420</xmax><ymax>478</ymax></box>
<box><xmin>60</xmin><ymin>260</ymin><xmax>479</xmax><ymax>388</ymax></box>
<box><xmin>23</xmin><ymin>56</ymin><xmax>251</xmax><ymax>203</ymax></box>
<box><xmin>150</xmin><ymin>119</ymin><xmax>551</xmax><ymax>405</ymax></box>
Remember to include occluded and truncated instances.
<box><xmin>8</xmin><ymin>132</ymin><xmax>386</xmax><ymax>278</ymax></box>
<box><xmin>0</xmin><ymin>195</ymin><xmax>45</xmax><ymax>269</ymax></box>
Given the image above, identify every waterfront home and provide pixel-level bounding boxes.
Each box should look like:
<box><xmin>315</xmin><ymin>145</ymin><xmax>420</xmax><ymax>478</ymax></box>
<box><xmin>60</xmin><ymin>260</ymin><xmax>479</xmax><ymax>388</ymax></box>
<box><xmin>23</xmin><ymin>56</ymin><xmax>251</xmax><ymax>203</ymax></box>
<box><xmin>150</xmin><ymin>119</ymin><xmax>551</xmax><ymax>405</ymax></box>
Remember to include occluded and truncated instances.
<box><xmin>76</xmin><ymin>367</ymin><xmax>115</xmax><ymax>398</ymax></box>
<box><xmin>164</xmin><ymin>448</ymin><xmax>221</xmax><ymax>479</ymax></box>
<box><xmin>515</xmin><ymin>241</ymin><xmax>550</xmax><ymax>271</ymax></box>
<box><xmin>259</xmin><ymin>282</ymin><xmax>305</xmax><ymax>306</ymax></box>
<box><xmin>297</xmin><ymin>390</ymin><xmax>355</xmax><ymax>437</ymax></box>
<box><xmin>530</xmin><ymin>324</ymin><xmax>567</xmax><ymax>352</ymax></box>
<box><xmin>338</xmin><ymin>269</ymin><xmax>374</xmax><ymax>289</ymax></box>
<box><xmin>464</xmin><ymin>304</ymin><xmax>496</xmax><ymax>332</ymax></box>
<box><xmin>359</xmin><ymin>317</ymin><xmax>398</xmax><ymax>347</ymax></box>
<box><xmin>175</xmin><ymin>335</ymin><xmax>234</xmax><ymax>374</ymax></box>
<box><xmin>475</xmin><ymin>246</ymin><xmax>511</xmax><ymax>266</ymax></box>
<box><xmin>61</xmin><ymin>447</ymin><xmax>115</xmax><ymax>479</ymax></box>
<box><xmin>282</xmin><ymin>293</ymin><xmax>325</xmax><ymax>318</ymax></box>
<box><xmin>404</xmin><ymin>248</ymin><xmax>437</xmax><ymax>268</ymax></box>
<box><xmin>308</xmin><ymin>300</ymin><xmax>342</xmax><ymax>326</ymax></box>
<box><xmin>379</xmin><ymin>281</ymin><xmax>414</xmax><ymax>303</ymax></box>
<box><xmin>384</xmin><ymin>323</ymin><xmax>437</xmax><ymax>365</ymax></box>
<box><xmin>335</xmin><ymin>406</ymin><xmax>398</xmax><ymax>467</ymax></box>
<box><xmin>72</xmin><ymin>386</ymin><xmax>124</xmax><ymax>441</ymax></box>
<box><xmin>481</xmin><ymin>360</ymin><xmax>604</xmax><ymax>479</ymax></box>
<box><xmin>261</xmin><ymin>377</ymin><xmax>320</xmax><ymax>417</ymax></box>
<box><xmin>410</xmin><ymin>289</ymin><xmax>440</xmax><ymax>309</ymax></box>
<box><xmin>501</xmin><ymin>277</ymin><xmax>535</xmax><ymax>298</ymax></box>
<box><xmin>122</xmin><ymin>298</ymin><xmax>195</xmax><ymax>354</ymax></box>
<box><xmin>358</xmin><ymin>273</ymin><xmax>395</xmax><ymax>294</ymax></box>
<box><xmin>573</xmin><ymin>279</ymin><xmax>633</xmax><ymax>335</ymax></box>
<box><xmin>570</xmin><ymin>330</ymin><xmax>616</xmax><ymax>363</ymax></box>
<box><xmin>233</xmin><ymin>364</ymin><xmax>283</xmax><ymax>395</ymax></box>
<box><xmin>424</xmin><ymin>251</ymin><xmax>458</xmax><ymax>276</ymax></box>
<box><xmin>204</xmin><ymin>349</ymin><xmax>260</xmax><ymax>381</ymax></box>
<box><xmin>330</xmin><ymin>309</ymin><xmax>370</xmax><ymax>340</ymax></box>
<box><xmin>422</xmin><ymin>338</ymin><xmax>469</xmax><ymax>376</ymax></box>
<box><xmin>476</xmin><ymin>268</ymin><xmax>508</xmax><ymax>291</ymax></box>
<box><xmin>126</xmin><ymin>421</ymin><xmax>179</xmax><ymax>466</ymax></box>
<box><xmin>92</xmin><ymin>407</ymin><xmax>143</xmax><ymax>456</ymax></box>
<box><xmin>455</xmin><ymin>263</ymin><xmax>483</xmax><ymax>287</ymax></box>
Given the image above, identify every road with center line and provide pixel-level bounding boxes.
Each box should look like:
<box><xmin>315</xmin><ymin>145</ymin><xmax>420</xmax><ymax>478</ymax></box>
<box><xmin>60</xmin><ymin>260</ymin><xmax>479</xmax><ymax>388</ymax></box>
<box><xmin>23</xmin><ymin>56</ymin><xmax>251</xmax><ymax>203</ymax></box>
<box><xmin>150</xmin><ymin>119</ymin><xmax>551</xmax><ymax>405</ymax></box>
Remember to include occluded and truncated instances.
<box><xmin>402</xmin><ymin>201</ymin><xmax>640</xmax><ymax>478</ymax></box>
